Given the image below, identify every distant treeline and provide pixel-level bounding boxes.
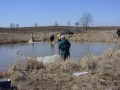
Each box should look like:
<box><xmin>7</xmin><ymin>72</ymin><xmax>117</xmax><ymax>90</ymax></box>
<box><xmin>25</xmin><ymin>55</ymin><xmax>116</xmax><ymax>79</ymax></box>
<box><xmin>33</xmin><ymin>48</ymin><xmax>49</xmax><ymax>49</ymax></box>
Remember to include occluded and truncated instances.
<box><xmin>0</xmin><ymin>26</ymin><xmax>120</xmax><ymax>33</ymax></box>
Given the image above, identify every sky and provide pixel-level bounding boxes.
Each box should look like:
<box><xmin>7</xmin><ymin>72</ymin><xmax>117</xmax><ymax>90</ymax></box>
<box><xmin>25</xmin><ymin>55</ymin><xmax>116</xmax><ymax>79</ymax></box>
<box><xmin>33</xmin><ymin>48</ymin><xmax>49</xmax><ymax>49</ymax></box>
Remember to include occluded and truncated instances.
<box><xmin>0</xmin><ymin>0</ymin><xmax>120</xmax><ymax>27</ymax></box>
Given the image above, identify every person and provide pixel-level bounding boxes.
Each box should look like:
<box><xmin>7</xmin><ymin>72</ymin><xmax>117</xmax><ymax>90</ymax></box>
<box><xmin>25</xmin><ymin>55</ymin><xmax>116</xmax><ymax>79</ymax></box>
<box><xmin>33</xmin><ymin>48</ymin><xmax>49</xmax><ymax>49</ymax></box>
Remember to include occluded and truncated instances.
<box><xmin>31</xmin><ymin>33</ymin><xmax>34</xmax><ymax>42</ymax></box>
<box><xmin>50</xmin><ymin>34</ymin><xmax>54</xmax><ymax>43</ymax></box>
<box><xmin>116</xmin><ymin>29</ymin><xmax>120</xmax><ymax>37</ymax></box>
<box><xmin>57</xmin><ymin>33</ymin><xmax>61</xmax><ymax>42</ymax></box>
<box><xmin>58</xmin><ymin>35</ymin><xmax>71</xmax><ymax>60</ymax></box>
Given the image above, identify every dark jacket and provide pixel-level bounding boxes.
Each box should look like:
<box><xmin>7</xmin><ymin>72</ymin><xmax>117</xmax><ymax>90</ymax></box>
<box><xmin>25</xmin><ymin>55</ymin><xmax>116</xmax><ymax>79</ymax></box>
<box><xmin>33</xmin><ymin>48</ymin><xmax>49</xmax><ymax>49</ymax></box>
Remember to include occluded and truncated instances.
<box><xmin>50</xmin><ymin>35</ymin><xmax>54</xmax><ymax>42</ymax></box>
<box><xmin>58</xmin><ymin>39</ymin><xmax>71</xmax><ymax>59</ymax></box>
<box><xmin>117</xmin><ymin>29</ymin><xmax>120</xmax><ymax>36</ymax></box>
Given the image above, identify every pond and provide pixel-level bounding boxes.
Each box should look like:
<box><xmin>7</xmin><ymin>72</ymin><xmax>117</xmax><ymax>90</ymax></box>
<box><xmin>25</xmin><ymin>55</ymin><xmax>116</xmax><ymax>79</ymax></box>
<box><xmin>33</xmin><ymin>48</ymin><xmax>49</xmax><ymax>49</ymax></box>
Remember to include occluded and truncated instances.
<box><xmin>0</xmin><ymin>41</ymin><xmax>117</xmax><ymax>71</ymax></box>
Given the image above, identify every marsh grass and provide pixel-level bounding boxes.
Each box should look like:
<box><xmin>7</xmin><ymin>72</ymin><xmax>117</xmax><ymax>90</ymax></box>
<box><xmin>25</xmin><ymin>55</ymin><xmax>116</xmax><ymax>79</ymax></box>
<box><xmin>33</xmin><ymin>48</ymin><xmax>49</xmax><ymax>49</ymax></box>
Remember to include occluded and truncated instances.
<box><xmin>0</xmin><ymin>49</ymin><xmax>120</xmax><ymax>89</ymax></box>
<box><xmin>0</xmin><ymin>27</ymin><xmax>119</xmax><ymax>44</ymax></box>
<box><xmin>70</xmin><ymin>30</ymin><xmax>118</xmax><ymax>42</ymax></box>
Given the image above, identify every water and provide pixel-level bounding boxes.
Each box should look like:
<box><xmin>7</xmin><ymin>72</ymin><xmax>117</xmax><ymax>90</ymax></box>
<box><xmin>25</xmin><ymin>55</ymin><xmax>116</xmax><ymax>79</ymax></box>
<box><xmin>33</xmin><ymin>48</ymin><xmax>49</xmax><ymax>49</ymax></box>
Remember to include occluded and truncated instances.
<box><xmin>0</xmin><ymin>42</ymin><xmax>116</xmax><ymax>71</ymax></box>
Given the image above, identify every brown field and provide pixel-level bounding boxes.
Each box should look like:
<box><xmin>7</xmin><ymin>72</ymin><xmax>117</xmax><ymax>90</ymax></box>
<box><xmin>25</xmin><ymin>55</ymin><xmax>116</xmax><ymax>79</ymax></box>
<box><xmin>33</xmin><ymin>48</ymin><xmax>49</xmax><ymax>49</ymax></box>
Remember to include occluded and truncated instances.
<box><xmin>0</xmin><ymin>26</ymin><xmax>120</xmax><ymax>90</ymax></box>
<box><xmin>0</xmin><ymin>26</ymin><xmax>120</xmax><ymax>44</ymax></box>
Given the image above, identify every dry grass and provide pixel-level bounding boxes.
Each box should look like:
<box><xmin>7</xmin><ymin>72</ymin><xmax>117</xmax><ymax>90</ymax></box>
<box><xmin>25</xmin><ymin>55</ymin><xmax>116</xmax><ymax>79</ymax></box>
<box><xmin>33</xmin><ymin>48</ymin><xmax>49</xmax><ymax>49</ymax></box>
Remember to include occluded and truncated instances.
<box><xmin>0</xmin><ymin>26</ymin><xmax>120</xmax><ymax>89</ymax></box>
<box><xmin>70</xmin><ymin>30</ymin><xmax>118</xmax><ymax>42</ymax></box>
<box><xmin>0</xmin><ymin>26</ymin><xmax>119</xmax><ymax>44</ymax></box>
<box><xmin>0</xmin><ymin>29</ymin><xmax>54</xmax><ymax>44</ymax></box>
<box><xmin>0</xmin><ymin>49</ymin><xmax>120</xmax><ymax>90</ymax></box>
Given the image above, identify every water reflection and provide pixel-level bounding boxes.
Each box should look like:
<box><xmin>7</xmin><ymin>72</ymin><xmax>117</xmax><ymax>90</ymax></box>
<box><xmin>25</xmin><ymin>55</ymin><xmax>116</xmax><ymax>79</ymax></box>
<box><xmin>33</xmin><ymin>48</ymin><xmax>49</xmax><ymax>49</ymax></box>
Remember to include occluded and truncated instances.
<box><xmin>31</xmin><ymin>43</ymin><xmax>34</xmax><ymax>49</ymax></box>
<box><xmin>50</xmin><ymin>43</ymin><xmax>55</xmax><ymax>55</ymax></box>
<box><xmin>0</xmin><ymin>42</ymin><xmax>117</xmax><ymax>70</ymax></box>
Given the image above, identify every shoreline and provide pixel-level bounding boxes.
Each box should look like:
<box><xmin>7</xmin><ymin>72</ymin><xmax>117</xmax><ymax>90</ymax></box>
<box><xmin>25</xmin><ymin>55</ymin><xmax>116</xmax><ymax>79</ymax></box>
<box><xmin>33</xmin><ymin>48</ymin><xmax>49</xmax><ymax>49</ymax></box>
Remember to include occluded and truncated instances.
<box><xmin>0</xmin><ymin>30</ymin><xmax>119</xmax><ymax>45</ymax></box>
<box><xmin>0</xmin><ymin>49</ymin><xmax>120</xmax><ymax>89</ymax></box>
<box><xmin>0</xmin><ymin>26</ymin><xmax>119</xmax><ymax>45</ymax></box>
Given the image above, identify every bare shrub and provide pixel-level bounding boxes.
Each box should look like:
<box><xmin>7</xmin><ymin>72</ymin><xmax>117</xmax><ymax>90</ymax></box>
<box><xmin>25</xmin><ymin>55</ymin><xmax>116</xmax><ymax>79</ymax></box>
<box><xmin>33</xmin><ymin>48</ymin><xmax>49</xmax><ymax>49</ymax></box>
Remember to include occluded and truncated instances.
<box><xmin>0</xmin><ymin>70</ymin><xmax>11</xmax><ymax>78</ymax></box>
<box><xmin>41</xmin><ymin>32</ymin><xmax>49</xmax><ymax>41</ymax></box>
<box><xmin>99</xmin><ymin>49</ymin><xmax>113</xmax><ymax>61</ymax></box>
<box><xmin>25</xmin><ymin>59</ymin><xmax>45</xmax><ymax>71</ymax></box>
<box><xmin>4</xmin><ymin>50</ymin><xmax>120</xmax><ymax>89</ymax></box>
<box><xmin>80</xmin><ymin>54</ymin><xmax>97</xmax><ymax>70</ymax></box>
<box><xmin>11</xmin><ymin>71</ymin><xmax>26</xmax><ymax>82</ymax></box>
<box><xmin>70</xmin><ymin>30</ymin><xmax>118</xmax><ymax>42</ymax></box>
<box><xmin>60</xmin><ymin>59</ymin><xmax>80</xmax><ymax>73</ymax></box>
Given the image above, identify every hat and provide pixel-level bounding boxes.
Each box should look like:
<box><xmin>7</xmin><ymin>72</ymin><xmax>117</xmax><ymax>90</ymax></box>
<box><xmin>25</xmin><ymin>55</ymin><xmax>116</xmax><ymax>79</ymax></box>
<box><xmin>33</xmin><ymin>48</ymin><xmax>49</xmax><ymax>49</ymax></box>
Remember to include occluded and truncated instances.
<box><xmin>61</xmin><ymin>35</ymin><xmax>65</xmax><ymax>39</ymax></box>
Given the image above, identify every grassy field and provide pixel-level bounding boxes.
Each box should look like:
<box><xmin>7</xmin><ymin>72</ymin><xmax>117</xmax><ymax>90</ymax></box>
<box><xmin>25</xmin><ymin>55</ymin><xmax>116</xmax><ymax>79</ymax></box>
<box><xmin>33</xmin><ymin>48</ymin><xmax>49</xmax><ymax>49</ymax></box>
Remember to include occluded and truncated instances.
<box><xmin>0</xmin><ymin>26</ymin><xmax>120</xmax><ymax>44</ymax></box>
<box><xmin>0</xmin><ymin>26</ymin><xmax>120</xmax><ymax>90</ymax></box>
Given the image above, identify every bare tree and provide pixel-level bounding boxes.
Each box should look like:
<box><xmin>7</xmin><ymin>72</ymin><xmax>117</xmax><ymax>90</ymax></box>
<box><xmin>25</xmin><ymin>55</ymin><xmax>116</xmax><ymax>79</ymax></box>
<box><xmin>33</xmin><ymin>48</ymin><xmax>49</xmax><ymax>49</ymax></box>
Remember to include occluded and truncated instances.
<box><xmin>75</xmin><ymin>21</ymin><xmax>80</xmax><ymax>27</ymax></box>
<box><xmin>10</xmin><ymin>23</ymin><xmax>15</xmax><ymax>28</ymax></box>
<box><xmin>80</xmin><ymin>12</ymin><xmax>93</xmax><ymax>31</ymax></box>
<box><xmin>67</xmin><ymin>21</ymin><xmax>70</xmax><ymax>26</ymax></box>
<box><xmin>54</xmin><ymin>21</ymin><xmax>59</xmax><ymax>26</ymax></box>
<box><xmin>16</xmin><ymin>24</ymin><xmax>19</xmax><ymax>28</ymax></box>
<box><xmin>34</xmin><ymin>23</ymin><xmax>37</xmax><ymax>27</ymax></box>
<box><xmin>13</xmin><ymin>23</ymin><xmax>16</xmax><ymax>28</ymax></box>
<box><xmin>10</xmin><ymin>23</ymin><xmax>13</xmax><ymax>28</ymax></box>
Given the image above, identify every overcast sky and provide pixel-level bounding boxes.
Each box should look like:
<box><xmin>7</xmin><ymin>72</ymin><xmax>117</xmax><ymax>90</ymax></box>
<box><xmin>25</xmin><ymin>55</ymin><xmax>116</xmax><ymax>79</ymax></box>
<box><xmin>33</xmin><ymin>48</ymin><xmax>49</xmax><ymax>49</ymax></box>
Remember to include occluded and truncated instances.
<box><xmin>0</xmin><ymin>0</ymin><xmax>120</xmax><ymax>27</ymax></box>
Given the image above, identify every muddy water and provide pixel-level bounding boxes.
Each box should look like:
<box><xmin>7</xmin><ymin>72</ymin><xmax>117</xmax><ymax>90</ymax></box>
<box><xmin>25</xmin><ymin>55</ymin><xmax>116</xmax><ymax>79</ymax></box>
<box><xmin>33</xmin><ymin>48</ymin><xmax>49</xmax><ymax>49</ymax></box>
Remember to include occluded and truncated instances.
<box><xmin>0</xmin><ymin>42</ymin><xmax>116</xmax><ymax>70</ymax></box>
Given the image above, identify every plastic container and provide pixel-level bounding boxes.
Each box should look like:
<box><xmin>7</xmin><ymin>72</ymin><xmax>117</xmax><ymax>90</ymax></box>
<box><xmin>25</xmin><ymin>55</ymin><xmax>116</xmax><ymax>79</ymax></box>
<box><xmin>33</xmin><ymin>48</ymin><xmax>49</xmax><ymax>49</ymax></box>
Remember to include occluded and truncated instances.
<box><xmin>0</xmin><ymin>78</ymin><xmax>11</xmax><ymax>89</ymax></box>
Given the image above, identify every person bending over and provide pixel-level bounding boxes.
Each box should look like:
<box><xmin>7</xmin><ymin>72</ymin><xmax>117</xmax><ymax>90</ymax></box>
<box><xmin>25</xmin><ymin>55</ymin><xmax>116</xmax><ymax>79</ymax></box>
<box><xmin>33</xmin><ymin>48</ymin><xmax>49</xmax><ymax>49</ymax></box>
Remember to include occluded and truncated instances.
<box><xmin>58</xmin><ymin>36</ymin><xmax>71</xmax><ymax>60</ymax></box>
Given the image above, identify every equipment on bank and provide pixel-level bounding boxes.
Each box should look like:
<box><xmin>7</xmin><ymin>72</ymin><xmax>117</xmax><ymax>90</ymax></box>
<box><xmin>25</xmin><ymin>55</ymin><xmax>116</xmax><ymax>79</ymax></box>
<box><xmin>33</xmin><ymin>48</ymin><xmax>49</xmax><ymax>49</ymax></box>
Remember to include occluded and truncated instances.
<box><xmin>0</xmin><ymin>78</ymin><xmax>11</xmax><ymax>89</ymax></box>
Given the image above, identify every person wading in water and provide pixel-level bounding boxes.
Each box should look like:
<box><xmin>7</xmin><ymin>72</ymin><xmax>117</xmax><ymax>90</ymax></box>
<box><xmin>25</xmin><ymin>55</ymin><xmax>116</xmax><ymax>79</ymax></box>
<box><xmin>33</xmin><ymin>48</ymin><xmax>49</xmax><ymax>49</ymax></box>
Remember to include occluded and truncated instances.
<box><xmin>58</xmin><ymin>36</ymin><xmax>71</xmax><ymax>60</ymax></box>
<box><xmin>57</xmin><ymin>33</ymin><xmax>61</xmax><ymax>42</ymax></box>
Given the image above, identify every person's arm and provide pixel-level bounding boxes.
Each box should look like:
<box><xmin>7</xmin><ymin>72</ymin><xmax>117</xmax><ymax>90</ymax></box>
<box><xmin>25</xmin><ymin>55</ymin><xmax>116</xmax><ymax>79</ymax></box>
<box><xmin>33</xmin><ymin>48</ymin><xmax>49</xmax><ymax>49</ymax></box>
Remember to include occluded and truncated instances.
<box><xmin>67</xmin><ymin>41</ymin><xmax>71</xmax><ymax>49</ymax></box>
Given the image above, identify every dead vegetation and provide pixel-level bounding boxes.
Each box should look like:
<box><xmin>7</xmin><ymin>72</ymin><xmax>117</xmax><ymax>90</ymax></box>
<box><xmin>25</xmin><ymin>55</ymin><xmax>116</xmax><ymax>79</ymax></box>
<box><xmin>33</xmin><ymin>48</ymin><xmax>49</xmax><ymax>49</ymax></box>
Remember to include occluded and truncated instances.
<box><xmin>0</xmin><ymin>26</ymin><xmax>120</xmax><ymax>89</ymax></box>
<box><xmin>0</xmin><ymin>26</ymin><xmax>119</xmax><ymax>44</ymax></box>
<box><xmin>0</xmin><ymin>49</ymin><xmax>120</xmax><ymax>90</ymax></box>
<box><xmin>69</xmin><ymin>30</ymin><xmax>118</xmax><ymax>42</ymax></box>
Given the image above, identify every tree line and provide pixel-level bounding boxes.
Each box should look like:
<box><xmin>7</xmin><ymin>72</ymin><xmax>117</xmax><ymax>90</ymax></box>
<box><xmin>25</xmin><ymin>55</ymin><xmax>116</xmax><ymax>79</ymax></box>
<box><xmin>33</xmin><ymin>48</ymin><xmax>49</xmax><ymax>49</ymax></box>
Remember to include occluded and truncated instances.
<box><xmin>55</xmin><ymin>12</ymin><xmax>93</xmax><ymax>31</ymax></box>
<box><xmin>9</xmin><ymin>12</ymin><xmax>93</xmax><ymax>31</ymax></box>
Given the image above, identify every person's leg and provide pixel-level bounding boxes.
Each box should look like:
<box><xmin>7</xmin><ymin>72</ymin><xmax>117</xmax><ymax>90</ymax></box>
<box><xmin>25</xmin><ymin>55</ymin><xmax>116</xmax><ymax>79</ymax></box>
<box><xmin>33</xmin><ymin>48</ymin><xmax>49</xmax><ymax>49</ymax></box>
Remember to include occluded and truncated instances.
<box><xmin>63</xmin><ymin>53</ymin><xmax>68</xmax><ymax>61</ymax></box>
<box><xmin>118</xmin><ymin>34</ymin><xmax>120</xmax><ymax>37</ymax></box>
<box><xmin>32</xmin><ymin>37</ymin><xmax>34</xmax><ymax>42</ymax></box>
<box><xmin>58</xmin><ymin>39</ymin><xmax>61</xmax><ymax>42</ymax></box>
<box><xmin>51</xmin><ymin>40</ymin><xmax>53</xmax><ymax>43</ymax></box>
<box><xmin>50</xmin><ymin>39</ymin><xmax>52</xmax><ymax>43</ymax></box>
<box><xmin>33</xmin><ymin>37</ymin><xmax>34</xmax><ymax>42</ymax></box>
<box><xmin>64</xmin><ymin>51</ymin><xmax>70</xmax><ymax>59</ymax></box>
<box><xmin>60</xmin><ymin>51</ymin><xmax>66</xmax><ymax>60</ymax></box>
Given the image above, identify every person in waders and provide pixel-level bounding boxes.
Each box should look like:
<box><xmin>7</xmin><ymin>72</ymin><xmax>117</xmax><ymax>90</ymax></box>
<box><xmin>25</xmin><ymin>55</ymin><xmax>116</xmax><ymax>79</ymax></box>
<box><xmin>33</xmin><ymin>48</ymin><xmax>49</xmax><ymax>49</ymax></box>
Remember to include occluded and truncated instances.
<box><xmin>57</xmin><ymin>33</ymin><xmax>61</xmax><ymax>42</ymax></box>
<box><xmin>31</xmin><ymin>33</ymin><xmax>34</xmax><ymax>42</ymax></box>
<box><xmin>58</xmin><ymin>36</ymin><xmax>71</xmax><ymax>60</ymax></box>
<box><xmin>117</xmin><ymin>29</ymin><xmax>120</xmax><ymax>37</ymax></box>
<box><xmin>50</xmin><ymin>34</ymin><xmax>55</xmax><ymax>43</ymax></box>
